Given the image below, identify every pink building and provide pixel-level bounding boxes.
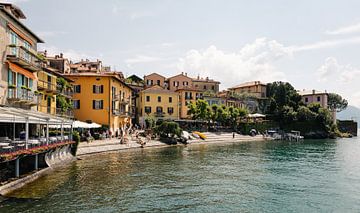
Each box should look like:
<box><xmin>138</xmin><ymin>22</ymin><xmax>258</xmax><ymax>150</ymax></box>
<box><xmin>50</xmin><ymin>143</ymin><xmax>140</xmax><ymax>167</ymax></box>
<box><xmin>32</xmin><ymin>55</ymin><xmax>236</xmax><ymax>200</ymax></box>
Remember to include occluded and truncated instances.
<box><xmin>298</xmin><ymin>90</ymin><xmax>328</xmax><ymax>108</ymax></box>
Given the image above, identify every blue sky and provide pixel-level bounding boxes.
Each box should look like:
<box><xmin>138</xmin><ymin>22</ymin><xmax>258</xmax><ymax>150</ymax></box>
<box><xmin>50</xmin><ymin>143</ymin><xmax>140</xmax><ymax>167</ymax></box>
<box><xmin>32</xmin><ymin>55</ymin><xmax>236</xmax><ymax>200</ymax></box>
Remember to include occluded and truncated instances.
<box><xmin>6</xmin><ymin>0</ymin><xmax>360</xmax><ymax>107</ymax></box>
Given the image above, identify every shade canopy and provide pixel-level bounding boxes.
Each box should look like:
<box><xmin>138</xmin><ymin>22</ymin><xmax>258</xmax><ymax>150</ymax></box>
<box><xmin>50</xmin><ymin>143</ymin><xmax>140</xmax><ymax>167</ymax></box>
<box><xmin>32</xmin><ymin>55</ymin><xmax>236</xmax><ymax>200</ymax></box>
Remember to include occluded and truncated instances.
<box><xmin>73</xmin><ymin>120</ymin><xmax>101</xmax><ymax>128</ymax></box>
<box><xmin>0</xmin><ymin>106</ymin><xmax>73</xmax><ymax>125</ymax></box>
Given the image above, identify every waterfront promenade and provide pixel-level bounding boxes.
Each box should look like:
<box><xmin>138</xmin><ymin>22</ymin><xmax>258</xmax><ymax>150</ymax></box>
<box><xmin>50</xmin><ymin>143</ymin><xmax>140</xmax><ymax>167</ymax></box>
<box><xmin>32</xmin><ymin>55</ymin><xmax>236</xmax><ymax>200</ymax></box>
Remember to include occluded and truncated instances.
<box><xmin>77</xmin><ymin>133</ymin><xmax>269</xmax><ymax>156</ymax></box>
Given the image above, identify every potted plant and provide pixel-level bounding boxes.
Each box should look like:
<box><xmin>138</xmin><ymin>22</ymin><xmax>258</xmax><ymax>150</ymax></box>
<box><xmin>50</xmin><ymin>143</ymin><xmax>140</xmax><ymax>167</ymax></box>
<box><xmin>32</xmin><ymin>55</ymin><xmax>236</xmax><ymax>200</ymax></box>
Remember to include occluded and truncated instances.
<box><xmin>21</xmin><ymin>85</ymin><xmax>28</xmax><ymax>90</ymax></box>
<box><xmin>8</xmin><ymin>84</ymin><xmax>16</xmax><ymax>89</ymax></box>
<box><xmin>8</xmin><ymin>44</ymin><xmax>17</xmax><ymax>48</ymax></box>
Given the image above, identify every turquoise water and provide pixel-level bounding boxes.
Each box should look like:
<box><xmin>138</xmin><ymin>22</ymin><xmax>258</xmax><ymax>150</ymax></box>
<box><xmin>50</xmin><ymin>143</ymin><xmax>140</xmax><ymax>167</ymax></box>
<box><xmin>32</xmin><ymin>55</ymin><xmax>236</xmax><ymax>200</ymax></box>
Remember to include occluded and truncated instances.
<box><xmin>1</xmin><ymin>137</ymin><xmax>360</xmax><ymax>212</ymax></box>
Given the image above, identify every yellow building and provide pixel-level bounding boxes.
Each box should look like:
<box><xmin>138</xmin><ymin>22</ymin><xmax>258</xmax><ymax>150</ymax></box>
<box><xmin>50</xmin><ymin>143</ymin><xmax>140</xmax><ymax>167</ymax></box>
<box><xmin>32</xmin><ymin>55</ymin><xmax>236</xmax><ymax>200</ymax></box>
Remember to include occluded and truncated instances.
<box><xmin>36</xmin><ymin>69</ymin><xmax>57</xmax><ymax>115</ymax></box>
<box><xmin>138</xmin><ymin>85</ymin><xmax>179</xmax><ymax>126</ymax></box>
<box><xmin>65</xmin><ymin>72</ymin><xmax>132</xmax><ymax>135</ymax></box>
<box><xmin>229</xmin><ymin>81</ymin><xmax>267</xmax><ymax>98</ymax></box>
<box><xmin>177</xmin><ymin>88</ymin><xmax>203</xmax><ymax>119</ymax></box>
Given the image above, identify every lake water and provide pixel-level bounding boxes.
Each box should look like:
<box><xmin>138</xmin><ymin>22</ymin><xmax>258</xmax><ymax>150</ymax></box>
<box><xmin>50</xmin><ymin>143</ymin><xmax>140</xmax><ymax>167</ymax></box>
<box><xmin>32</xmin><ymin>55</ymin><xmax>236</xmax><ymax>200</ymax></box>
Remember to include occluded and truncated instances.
<box><xmin>1</xmin><ymin>136</ymin><xmax>360</xmax><ymax>212</ymax></box>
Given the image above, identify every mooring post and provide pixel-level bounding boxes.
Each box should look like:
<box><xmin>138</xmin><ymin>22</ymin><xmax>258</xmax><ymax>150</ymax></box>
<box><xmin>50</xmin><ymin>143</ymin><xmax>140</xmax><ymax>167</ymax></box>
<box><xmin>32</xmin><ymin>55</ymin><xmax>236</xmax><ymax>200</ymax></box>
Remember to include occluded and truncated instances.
<box><xmin>15</xmin><ymin>158</ymin><xmax>20</xmax><ymax>177</ymax></box>
<box><xmin>25</xmin><ymin>117</ymin><xmax>29</xmax><ymax>149</ymax></box>
<box><xmin>46</xmin><ymin>118</ymin><xmax>49</xmax><ymax>145</ymax></box>
<box><xmin>35</xmin><ymin>154</ymin><xmax>38</xmax><ymax>170</ymax></box>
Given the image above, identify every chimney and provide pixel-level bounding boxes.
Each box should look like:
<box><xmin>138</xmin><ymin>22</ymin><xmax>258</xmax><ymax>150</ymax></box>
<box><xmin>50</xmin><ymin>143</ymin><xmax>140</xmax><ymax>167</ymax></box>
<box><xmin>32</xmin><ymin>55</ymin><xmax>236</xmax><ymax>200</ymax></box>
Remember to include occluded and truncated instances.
<box><xmin>181</xmin><ymin>72</ymin><xmax>184</xmax><ymax>75</ymax></box>
<box><xmin>197</xmin><ymin>75</ymin><xmax>200</xmax><ymax>80</ymax></box>
<box><xmin>185</xmin><ymin>72</ymin><xmax>187</xmax><ymax>76</ymax></box>
<box><xmin>312</xmin><ymin>89</ymin><xmax>315</xmax><ymax>94</ymax></box>
<box><xmin>60</xmin><ymin>53</ymin><xmax>63</xmax><ymax>58</ymax></box>
<box><xmin>44</xmin><ymin>50</ymin><xmax>47</xmax><ymax>57</ymax></box>
<box><xmin>55</xmin><ymin>55</ymin><xmax>59</xmax><ymax>59</ymax></box>
<box><xmin>206</xmin><ymin>77</ymin><xmax>209</xmax><ymax>80</ymax></box>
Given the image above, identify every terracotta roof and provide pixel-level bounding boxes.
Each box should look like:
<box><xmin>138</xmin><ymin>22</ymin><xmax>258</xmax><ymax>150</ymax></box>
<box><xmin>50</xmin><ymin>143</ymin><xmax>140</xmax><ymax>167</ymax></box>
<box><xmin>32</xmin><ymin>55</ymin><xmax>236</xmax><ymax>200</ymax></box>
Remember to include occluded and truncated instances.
<box><xmin>230</xmin><ymin>81</ymin><xmax>267</xmax><ymax>89</ymax></box>
<box><xmin>144</xmin><ymin>72</ymin><xmax>166</xmax><ymax>79</ymax></box>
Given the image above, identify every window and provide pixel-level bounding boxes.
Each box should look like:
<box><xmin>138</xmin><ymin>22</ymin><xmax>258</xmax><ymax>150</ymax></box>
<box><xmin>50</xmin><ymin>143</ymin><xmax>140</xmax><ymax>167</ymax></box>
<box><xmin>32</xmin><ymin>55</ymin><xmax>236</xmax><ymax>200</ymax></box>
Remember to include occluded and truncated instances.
<box><xmin>156</xmin><ymin>106</ymin><xmax>163</xmax><ymax>113</ymax></box>
<box><xmin>147</xmin><ymin>79</ymin><xmax>151</xmax><ymax>86</ymax></box>
<box><xmin>92</xmin><ymin>100</ymin><xmax>103</xmax><ymax>109</ymax></box>
<box><xmin>151</xmin><ymin>80</ymin><xmax>153</xmax><ymax>85</ymax></box>
<box><xmin>317</xmin><ymin>96</ymin><xmax>321</xmax><ymax>102</ymax></box>
<box><xmin>93</xmin><ymin>85</ymin><xmax>104</xmax><ymax>94</ymax></box>
<box><xmin>157</xmin><ymin>80</ymin><xmax>160</xmax><ymax>85</ymax></box>
<box><xmin>74</xmin><ymin>85</ymin><xmax>81</xmax><ymax>93</ymax></box>
<box><xmin>204</xmin><ymin>85</ymin><xmax>207</xmax><ymax>90</ymax></box>
<box><xmin>112</xmin><ymin>87</ymin><xmax>116</xmax><ymax>98</ymax></box>
<box><xmin>305</xmin><ymin>97</ymin><xmax>308</xmax><ymax>103</ymax></box>
<box><xmin>158</xmin><ymin>96</ymin><xmax>161</xmax><ymax>102</ymax></box>
<box><xmin>146</xmin><ymin>96</ymin><xmax>150</xmax><ymax>102</ymax></box>
<box><xmin>168</xmin><ymin>107</ymin><xmax>174</xmax><ymax>115</ymax></box>
<box><xmin>145</xmin><ymin>106</ymin><xmax>151</xmax><ymax>114</ymax></box>
<box><xmin>212</xmin><ymin>85</ymin><xmax>215</xmax><ymax>90</ymax></box>
<box><xmin>73</xmin><ymin>100</ymin><xmax>80</xmax><ymax>109</ymax></box>
<box><xmin>169</xmin><ymin>97</ymin><xmax>172</xmax><ymax>103</ymax></box>
<box><xmin>8</xmin><ymin>70</ymin><xmax>16</xmax><ymax>85</ymax></box>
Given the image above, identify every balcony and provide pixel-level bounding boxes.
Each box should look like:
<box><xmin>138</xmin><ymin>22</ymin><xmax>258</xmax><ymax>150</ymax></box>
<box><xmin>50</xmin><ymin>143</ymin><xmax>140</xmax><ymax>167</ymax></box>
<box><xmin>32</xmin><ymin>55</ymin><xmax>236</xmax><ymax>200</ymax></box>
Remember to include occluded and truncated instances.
<box><xmin>112</xmin><ymin>109</ymin><xmax>131</xmax><ymax>117</ymax></box>
<box><xmin>6</xmin><ymin>45</ymin><xmax>43</xmax><ymax>72</ymax></box>
<box><xmin>38</xmin><ymin>105</ymin><xmax>56</xmax><ymax>115</ymax></box>
<box><xmin>154</xmin><ymin>112</ymin><xmax>165</xmax><ymax>117</ymax></box>
<box><xmin>57</xmin><ymin>86</ymin><xmax>73</xmax><ymax>98</ymax></box>
<box><xmin>185</xmin><ymin>96</ymin><xmax>193</xmax><ymax>100</ymax></box>
<box><xmin>37</xmin><ymin>79</ymin><xmax>57</xmax><ymax>93</ymax></box>
<box><xmin>7</xmin><ymin>87</ymin><xmax>37</xmax><ymax>105</ymax></box>
<box><xmin>56</xmin><ymin>108</ymin><xmax>74</xmax><ymax>118</ymax></box>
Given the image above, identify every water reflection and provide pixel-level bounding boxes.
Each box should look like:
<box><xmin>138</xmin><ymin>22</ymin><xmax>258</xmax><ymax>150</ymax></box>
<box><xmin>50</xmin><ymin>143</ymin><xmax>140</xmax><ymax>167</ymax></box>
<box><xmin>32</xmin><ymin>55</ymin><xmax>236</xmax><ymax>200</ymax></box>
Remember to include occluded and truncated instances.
<box><xmin>1</xmin><ymin>138</ymin><xmax>360</xmax><ymax>212</ymax></box>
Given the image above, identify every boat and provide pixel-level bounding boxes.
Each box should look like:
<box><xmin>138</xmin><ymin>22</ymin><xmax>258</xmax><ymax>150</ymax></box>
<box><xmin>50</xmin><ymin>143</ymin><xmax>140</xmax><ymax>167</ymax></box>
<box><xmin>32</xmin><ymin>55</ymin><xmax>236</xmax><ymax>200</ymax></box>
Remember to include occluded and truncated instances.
<box><xmin>192</xmin><ymin>131</ymin><xmax>207</xmax><ymax>140</ymax></box>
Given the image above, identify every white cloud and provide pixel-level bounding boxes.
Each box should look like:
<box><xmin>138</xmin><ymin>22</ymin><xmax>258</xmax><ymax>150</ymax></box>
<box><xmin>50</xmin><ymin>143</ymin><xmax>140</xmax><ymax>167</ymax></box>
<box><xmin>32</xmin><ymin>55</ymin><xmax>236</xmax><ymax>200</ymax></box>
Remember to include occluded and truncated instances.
<box><xmin>111</xmin><ymin>5</ymin><xmax>154</xmax><ymax>20</ymax></box>
<box><xmin>325</xmin><ymin>23</ymin><xmax>360</xmax><ymax>35</ymax></box>
<box><xmin>124</xmin><ymin>55</ymin><xmax>164</xmax><ymax>64</ymax></box>
<box><xmin>350</xmin><ymin>91</ymin><xmax>360</xmax><ymax>108</ymax></box>
<box><xmin>2</xmin><ymin>0</ymin><xmax>29</xmax><ymax>3</ymax></box>
<box><xmin>39</xmin><ymin>45</ymin><xmax>96</xmax><ymax>62</ymax></box>
<box><xmin>177</xmin><ymin>38</ymin><xmax>289</xmax><ymax>88</ymax></box>
<box><xmin>316</xmin><ymin>57</ymin><xmax>360</xmax><ymax>83</ymax></box>
<box><xmin>290</xmin><ymin>37</ymin><xmax>360</xmax><ymax>52</ymax></box>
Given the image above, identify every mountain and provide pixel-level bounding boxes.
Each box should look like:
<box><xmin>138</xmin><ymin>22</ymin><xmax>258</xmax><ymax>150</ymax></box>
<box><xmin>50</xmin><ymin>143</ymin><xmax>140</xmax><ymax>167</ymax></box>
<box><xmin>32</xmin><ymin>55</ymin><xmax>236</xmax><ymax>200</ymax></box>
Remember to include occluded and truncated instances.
<box><xmin>337</xmin><ymin>105</ymin><xmax>360</xmax><ymax>122</ymax></box>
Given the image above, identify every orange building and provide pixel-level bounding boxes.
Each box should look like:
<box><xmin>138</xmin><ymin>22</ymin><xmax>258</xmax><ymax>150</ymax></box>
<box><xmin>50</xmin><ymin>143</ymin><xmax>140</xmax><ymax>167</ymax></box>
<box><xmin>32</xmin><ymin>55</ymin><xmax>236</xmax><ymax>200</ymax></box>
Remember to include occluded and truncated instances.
<box><xmin>65</xmin><ymin>72</ymin><xmax>132</xmax><ymax>135</ymax></box>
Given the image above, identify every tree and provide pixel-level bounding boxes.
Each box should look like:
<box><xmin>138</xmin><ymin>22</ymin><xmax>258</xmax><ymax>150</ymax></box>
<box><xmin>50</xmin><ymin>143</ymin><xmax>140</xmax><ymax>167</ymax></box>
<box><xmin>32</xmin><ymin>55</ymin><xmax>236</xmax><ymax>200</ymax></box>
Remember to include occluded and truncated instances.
<box><xmin>297</xmin><ymin>106</ymin><xmax>316</xmax><ymax>121</ymax></box>
<box><xmin>328</xmin><ymin>93</ymin><xmax>348</xmax><ymax>112</ymax></box>
<box><xmin>155</xmin><ymin>121</ymin><xmax>182</xmax><ymax>138</ymax></box>
<box><xmin>266</xmin><ymin>81</ymin><xmax>302</xmax><ymax>120</ymax></box>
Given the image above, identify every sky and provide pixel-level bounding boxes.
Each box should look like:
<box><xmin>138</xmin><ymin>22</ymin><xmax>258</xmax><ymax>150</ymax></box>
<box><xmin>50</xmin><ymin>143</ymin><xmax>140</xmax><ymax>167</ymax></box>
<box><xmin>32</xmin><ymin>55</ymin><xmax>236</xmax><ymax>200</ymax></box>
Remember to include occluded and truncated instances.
<box><xmin>4</xmin><ymin>0</ymin><xmax>360</xmax><ymax>108</ymax></box>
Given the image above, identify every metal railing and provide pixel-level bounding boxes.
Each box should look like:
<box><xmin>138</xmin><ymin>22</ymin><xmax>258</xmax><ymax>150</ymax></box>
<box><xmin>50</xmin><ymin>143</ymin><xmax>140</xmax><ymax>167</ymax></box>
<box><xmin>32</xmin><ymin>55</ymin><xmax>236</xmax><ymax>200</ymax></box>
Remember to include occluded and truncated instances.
<box><xmin>56</xmin><ymin>108</ymin><xmax>74</xmax><ymax>118</ymax></box>
<box><xmin>37</xmin><ymin>79</ymin><xmax>57</xmax><ymax>92</ymax></box>
<box><xmin>6</xmin><ymin>45</ymin><xmax>42</xmax><ymax>71</ymax></box>
<box><xmin>38</xmin><ymin>105</ymin><xmax>55</xmax><ymax>114</ymax></box>
<box><xmin>8</xmin><ymin>88</ymin><xmax>37</xmax><ymax>103</ymax></box>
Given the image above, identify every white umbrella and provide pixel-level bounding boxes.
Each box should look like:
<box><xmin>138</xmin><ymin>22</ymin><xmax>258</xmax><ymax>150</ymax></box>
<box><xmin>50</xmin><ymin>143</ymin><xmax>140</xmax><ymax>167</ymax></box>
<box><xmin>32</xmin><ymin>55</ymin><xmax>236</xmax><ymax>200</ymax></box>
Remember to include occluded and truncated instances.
<box><xmin>247</xmin><ymin>113</ymin><xmax>266</xmax><ymax>118</ymax></box>
<box><xmin>88</xmin><ymin>122</ymin><xmax>101</xmax><ymax>128</ymax></box>
<box><xmin>73</xmin><ymin>120</ymin><xmax>91</xmax><ymax>128</ymax></box>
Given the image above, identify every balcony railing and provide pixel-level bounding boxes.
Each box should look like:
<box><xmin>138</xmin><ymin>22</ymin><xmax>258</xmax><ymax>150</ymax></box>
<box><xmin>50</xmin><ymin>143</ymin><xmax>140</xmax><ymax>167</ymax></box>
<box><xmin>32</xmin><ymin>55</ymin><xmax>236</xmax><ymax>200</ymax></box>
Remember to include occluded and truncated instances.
<box><xmin>7</xmin><ymin>88</ymin><xmax>37</xmax><ymax>104</ymax></box>
<box><xmin>56</xmin><ymin>108</ymin><xmax>74</xmax><ymax>118</ymax></box>
<box><xmin>6</xmin><ymin>45</ymin><xmax>43</xmax><ymax>72</ymax></box>
<box><xmin>57</xmin><ymin>85</ymin><xmax>73</xmax><ymax>97</ymax></box>
<box><xmin>37</xmin><ymin>79</ymin><xmax>57</xmax><ymax>92</ymax></box>
<box><xmin>112</xmin><ymin>109</ymin><xmax>131</xmax><ymax>117</ymax></box>
<box><xmin>38</xmin><ymin>105</ymin><xmax>56</xmax><ymax>115</ymax></box>
<box><xmin>154</xmin><ymin>112</ymin><xmax>165</xmax><ymax>117</ymax></box>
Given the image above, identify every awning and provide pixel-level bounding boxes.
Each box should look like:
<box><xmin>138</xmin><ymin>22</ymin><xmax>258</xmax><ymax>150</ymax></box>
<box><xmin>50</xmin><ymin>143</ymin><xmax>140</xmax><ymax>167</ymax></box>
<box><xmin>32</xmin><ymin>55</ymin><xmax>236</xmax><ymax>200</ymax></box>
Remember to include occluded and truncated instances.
<box><xmin>0</xmin><ymin>106</ymin><xmax>73</xmax><ymax>125</ymax></box>
<box><xmin>7</xmin><ymin>61</ymin><xmax>36</xmax><ymax>79</ymax></box>
<box><xmin>72</xmin><ymin>120</ymin><xmax>101</xmax><ymax>128</ymax></box>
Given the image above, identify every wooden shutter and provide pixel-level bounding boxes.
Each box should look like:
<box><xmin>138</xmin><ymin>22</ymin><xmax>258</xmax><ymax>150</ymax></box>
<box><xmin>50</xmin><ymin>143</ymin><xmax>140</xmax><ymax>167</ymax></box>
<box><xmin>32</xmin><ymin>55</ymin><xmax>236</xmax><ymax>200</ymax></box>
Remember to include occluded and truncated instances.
<box><xmin>101</xmin><ymin>85</ymin><xmax>104</xmax><ymax>93</ymax></box>
<box><xmin>93</xmin><ymin>85</ymin><xmax>96</xmax><ymax>93</ymax></box>
<box><xmin>92</xmin><ymin>100</ymin><xmax>95</xmax><ymax>109</ymax></box>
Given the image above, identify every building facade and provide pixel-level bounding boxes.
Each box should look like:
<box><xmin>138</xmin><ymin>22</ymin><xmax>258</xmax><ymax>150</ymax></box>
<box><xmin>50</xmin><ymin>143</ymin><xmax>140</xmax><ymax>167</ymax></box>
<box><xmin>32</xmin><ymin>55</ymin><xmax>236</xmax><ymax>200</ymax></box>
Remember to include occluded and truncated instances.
<box><xmin>138</xmin><ymin>85</ymin><xmax>179</xmax><ymax>126</ymax></box>
<box><xmin>65</xmin><ymin>72</ymin><xmax>132</xmax><ymax>135</ymax></box>
<box><xmin>177</xmin><ymin>88</ymin><xmax>203</xmax><ymax>119</ymax></box>
<box><xmin>192</xmin><ymin>76</ymin><xmax>220</xmax><ymax>93</ymax></box>
<box><xmin>144</xmin><ymin>73</ymin><xmax>166</xmax><ymax>88</ymax></box>
<box><xmin>298</xmin><ymin>90</ymin><xmax>328</xmax><ymax>108</ymax></box>
<box><xmin>0</xmin><ymin>3</ymin><xmax>44</xmax><ymax>109</ymax></box>
<box><xmin>228</xmin><ymin>81</ymin><xmax>267</xmax><ymax>98</ymax></box>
